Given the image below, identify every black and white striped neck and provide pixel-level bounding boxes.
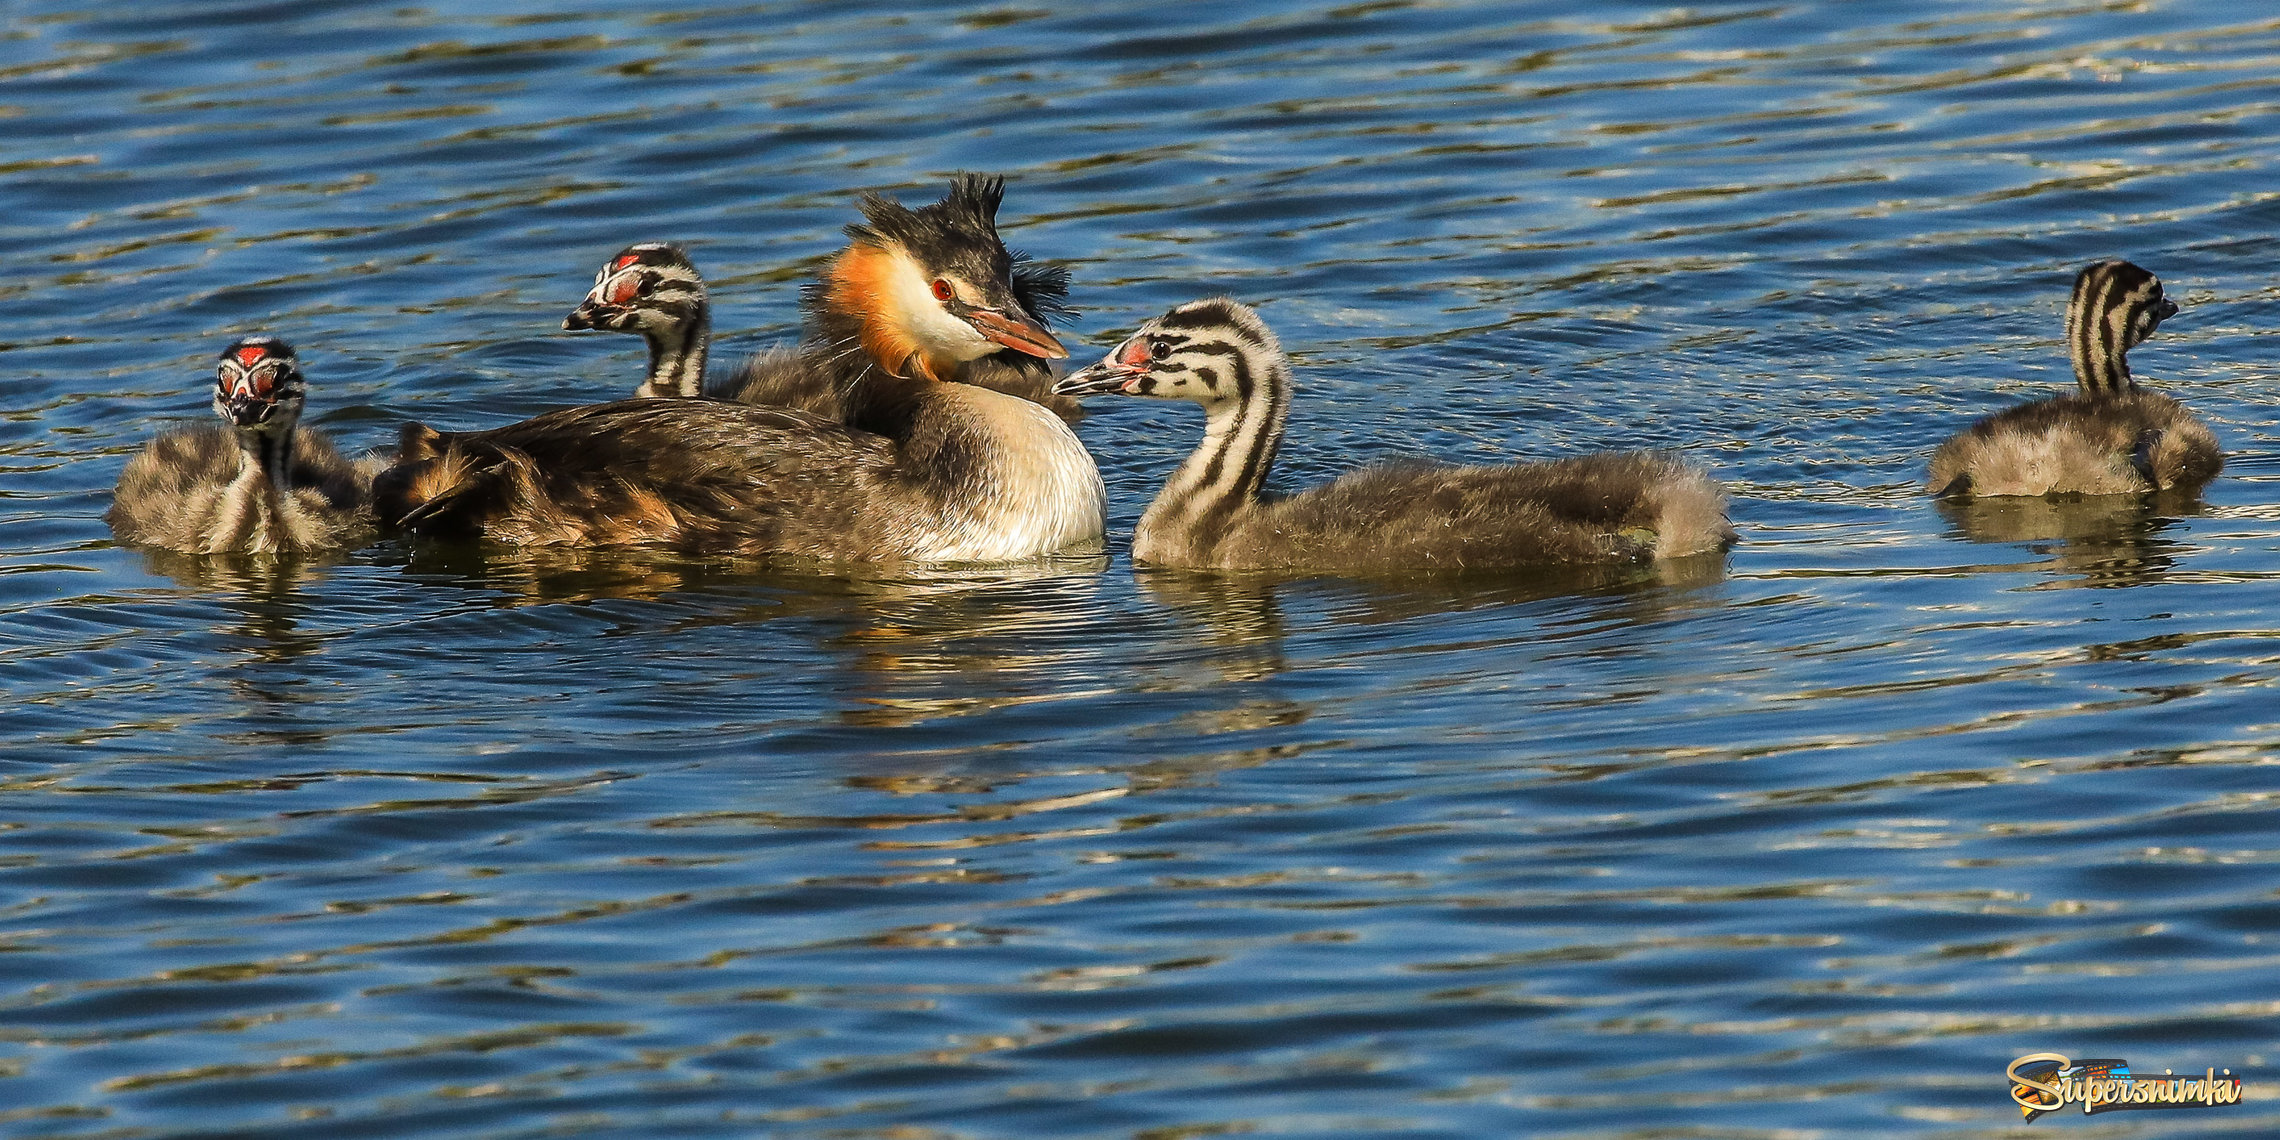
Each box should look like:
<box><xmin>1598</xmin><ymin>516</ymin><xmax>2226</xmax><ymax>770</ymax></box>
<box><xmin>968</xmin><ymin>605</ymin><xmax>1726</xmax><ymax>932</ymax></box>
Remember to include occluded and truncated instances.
<box><xmin>233</xmin><ymin>421</ymin><xmax>298</xmax><ymax>515</ymax></box>
<box><xmin>2065</xmin><ymin>259</ymin><xmax>2175</xmax><ymax>397</ymax></box>
<box><xmin>570</xmin><ymin>244</ymin><xmax>714</xmax><ymax>399</ymax></box>
<box><xmin>639</xmin><ymin>298</ymin><xmax>710</xmax><ymax>399</ymax></box>
<box><xmin>1132</xmin><ymin>303</ymin><xmax>1291</xmax><ymax>550</ymax></box>
<box><xmin>244</xmin><ymin>425</ymin><xmax>290</xmax><ymax>476</ymax></box>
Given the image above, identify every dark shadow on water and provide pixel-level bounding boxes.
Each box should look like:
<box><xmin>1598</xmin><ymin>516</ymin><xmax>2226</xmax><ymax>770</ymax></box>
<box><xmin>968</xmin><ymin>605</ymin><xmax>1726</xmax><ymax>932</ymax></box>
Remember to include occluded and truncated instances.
<box><xmin>1936</xmin><ymin>489</ymin><xmax>2205</xmax><ymax>589</ymax></box>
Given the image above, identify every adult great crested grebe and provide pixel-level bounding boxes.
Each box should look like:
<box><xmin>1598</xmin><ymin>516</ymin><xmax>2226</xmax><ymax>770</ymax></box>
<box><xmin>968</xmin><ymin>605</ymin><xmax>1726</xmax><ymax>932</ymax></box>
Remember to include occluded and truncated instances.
<box><xmin>1058</xmin><ymin>298</ymin><xmax>1733</xmax><ymax>571</ymax></box>
<box><xmin>108</xmin><ymin>336</ymin><xmax>374</xmax><ymax>554</ymax></box>
<box><xmin>1929</xmin><ymin>260</ymin><xmax>2219</xmax><ymax>497</ymax></box>
<box><xmin>563</xmin><ymin>239</ymin><xmax>1083</xmax><ymax>421</ymax></box>
<box><xmin>374</xmin><ymin>175</ymin><xmax>1104</xmax><ymax>562</ymax></box>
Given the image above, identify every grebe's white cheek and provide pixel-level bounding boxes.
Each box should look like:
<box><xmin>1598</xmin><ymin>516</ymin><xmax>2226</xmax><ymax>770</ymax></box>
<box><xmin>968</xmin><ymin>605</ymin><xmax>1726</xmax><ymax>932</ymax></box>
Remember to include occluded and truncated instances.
<box><xmin>884</xmin><ymin>254</ymin><xmax>996</xmax><ymax>363</ymax></box>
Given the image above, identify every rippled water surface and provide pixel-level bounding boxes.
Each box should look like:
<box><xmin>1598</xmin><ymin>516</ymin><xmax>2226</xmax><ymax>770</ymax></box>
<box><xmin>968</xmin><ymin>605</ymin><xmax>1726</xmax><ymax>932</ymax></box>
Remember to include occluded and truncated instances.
<box><xmin>8</xmin><ymin>1</ymin><xmax>2280</xmax><ymax>1136</ymax></box>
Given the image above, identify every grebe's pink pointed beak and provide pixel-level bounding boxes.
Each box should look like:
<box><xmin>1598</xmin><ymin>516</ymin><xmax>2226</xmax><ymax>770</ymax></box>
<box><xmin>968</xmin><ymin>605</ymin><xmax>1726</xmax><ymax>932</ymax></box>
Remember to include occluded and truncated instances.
<box><xmin>966</xmin><ymin>307</ymin><xmax>1068</xmax><ymax>360</ymax></box>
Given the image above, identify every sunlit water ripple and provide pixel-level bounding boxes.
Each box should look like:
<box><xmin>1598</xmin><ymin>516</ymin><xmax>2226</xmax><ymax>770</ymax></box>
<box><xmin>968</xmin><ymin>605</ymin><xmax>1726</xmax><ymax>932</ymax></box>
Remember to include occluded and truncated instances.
<box><xmin>5</xmin><ymin>1</ymin><xmax>2280</xmax><ymax>1136</ymax></box>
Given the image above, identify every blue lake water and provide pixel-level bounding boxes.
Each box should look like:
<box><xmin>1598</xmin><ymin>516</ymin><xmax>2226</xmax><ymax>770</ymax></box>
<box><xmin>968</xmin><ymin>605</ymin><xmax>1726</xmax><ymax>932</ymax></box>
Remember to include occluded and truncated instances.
<box><xmin>5</xmin><ymin>1</ymin><xmax>2280</xmax><ymax>1136</ymax></box>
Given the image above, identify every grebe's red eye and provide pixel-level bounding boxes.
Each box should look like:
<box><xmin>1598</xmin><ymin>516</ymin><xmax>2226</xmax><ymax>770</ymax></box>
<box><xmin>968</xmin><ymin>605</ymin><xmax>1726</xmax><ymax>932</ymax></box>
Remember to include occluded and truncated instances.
<box><xmin>930</xmin><ymin>278</ymin><xmax>955</xmax><ymax>303</ymax></box>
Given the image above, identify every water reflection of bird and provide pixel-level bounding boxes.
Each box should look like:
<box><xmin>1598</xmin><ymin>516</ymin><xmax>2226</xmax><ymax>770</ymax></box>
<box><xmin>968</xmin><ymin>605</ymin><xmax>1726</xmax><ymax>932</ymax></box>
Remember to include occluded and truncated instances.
<box><xmin>1937</xmin><ymin>490</ymin><xmax>2200</xmax><ymax>589</ymax></box>
<box><xmin>395</xmin><ymin>541</ymin><xmax>753</xmax><ymax>605</ymax></box>
<box><xmin>134</xmin><ymin>543</ymin><xmax>332</xmax><ymax>603</ymax></box>
<box><xmin>373</xmin><ymin>176</ymin><xmax>1103</xmax><ymax>561</ymax></box>
<box><xmin>1137</xmin><ymin>569</ymin><xmax>1288</xmax><ymax>685</ymax></box>
<box><xmin>560</xmin><ymin>239</ymin><xmax>1083</xmax><ymax>422</ymax></box>
<box><xmin>825</xmin><ymin>564</ymin><xmax>1111</xmax><ymax>728</ymax></box>
<box><xmin>387</xmin><ymin>540</ymin><xmax>1114</xmax><ymax>730</ymax></box>
<box><xmin>1929</xmin><ymin>260</ymin><xmax>2220</xmax><ymax>497</ymax></box>
<box><xmin>108</xmin><ymin>337</ymin><xmax>375</xmax><ymax>555</ymax></box>
<box><xmin>1058</xmin><ymin>298</ymin><xmax>1733</xmax><ymax>572</ymax></box>
<box><xmin>125</xmin><ymin>546</ymin><xmax>340</xmax><ymax>741</ymax></box>
<box><xmin>1132</xmin><ymin>570</ymin><xmax>1313</xmax><ymax>746</ymax></box>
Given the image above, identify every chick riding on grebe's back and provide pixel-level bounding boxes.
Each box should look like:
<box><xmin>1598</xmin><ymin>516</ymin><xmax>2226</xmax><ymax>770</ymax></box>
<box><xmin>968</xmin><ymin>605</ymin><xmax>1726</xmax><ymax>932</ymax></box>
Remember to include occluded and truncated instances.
<box><xmin>563</xmin><ymin>239</ymin><xmax>1084</xmax><ymax>422</ymax></box>
<box><xmin>374</xmin><ymin>175</ymin><xmax>1103</xmax><ymax>562</ymax></box>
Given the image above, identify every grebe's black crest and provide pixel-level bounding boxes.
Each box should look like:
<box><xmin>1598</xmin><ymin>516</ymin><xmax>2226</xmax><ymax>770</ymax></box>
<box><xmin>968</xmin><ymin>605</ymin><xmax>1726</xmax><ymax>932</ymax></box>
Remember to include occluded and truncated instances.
<box><xmin>1009</xmin><ymin>250</ymin><xmax>1073</xmax><ymax>328</ymax></box>
<box><xmin>835</xmin><ymin>173</ymin><xmax>1070</xmax><ymax>329</ymax></box>
<box><xmin>844</xmin><ymin>174</ymin><xmax>1019</xmax><ymax>297</ymax></box>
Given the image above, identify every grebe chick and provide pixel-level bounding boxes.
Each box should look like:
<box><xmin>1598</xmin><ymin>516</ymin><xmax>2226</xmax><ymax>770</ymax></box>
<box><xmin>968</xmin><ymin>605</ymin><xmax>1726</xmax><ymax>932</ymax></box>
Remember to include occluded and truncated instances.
<box><xmin>108</xmin><ymin>337</ymin><xmax>374</xmax><ymax>554</ymax></box>
<box><xmin>375</xmin><ymin>175</ymin><xmax>1104</xmax><ymax>562</ymax></box>
<box><xmin>566</xmin><ymin>241</ymin><xmax>1084</xmax><ymax>421</ymax></box>
<box><xmin>562</xmin><ymin>242</ymin><xmax>714</xmax><ymax>400</ymax></box>
<box><xmin>1928</xmin><ymin>260</ymin><xmax>2220</xmax><ymax>497</ymax></box>
<box><xmin>1057</xmin><ymin>299</ymin><xmax>1733</xmax><ymax>572</ymax></box>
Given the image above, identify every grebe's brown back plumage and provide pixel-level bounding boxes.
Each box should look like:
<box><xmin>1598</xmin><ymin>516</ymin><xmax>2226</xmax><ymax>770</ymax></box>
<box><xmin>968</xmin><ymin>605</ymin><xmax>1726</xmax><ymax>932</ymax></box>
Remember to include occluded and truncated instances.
<box><xmin>108</xmin><ymin>336</ymin><xmax>374</xmax><ymax>555</ymax></box>
<box><xmin>1057</xmin><ymin>299</ymin><xmax>1733</xmax><ymax>572</ymax></box>
<box><xmin>377</xmin><ymin>176</ymin><xmax>1104</xmax><ymax>561</ymax></box>
<box><xmin>565</xmin><ymin>239</ymin><xmax>1084</xmax><ymax>422</ymax></box>
<box><xmin>1929</xmin><ymin>260</ymin><xmax>2219</xmax><ymax>497</ymax></box>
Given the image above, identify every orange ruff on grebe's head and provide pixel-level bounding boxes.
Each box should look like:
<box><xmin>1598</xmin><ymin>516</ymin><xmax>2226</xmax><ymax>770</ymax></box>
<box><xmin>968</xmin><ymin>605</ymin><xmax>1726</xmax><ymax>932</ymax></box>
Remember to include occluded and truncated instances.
<box><xmin>821</xmin><ymin>174</ymin><xmax>1069</xmax><ymax>383</ymax></box>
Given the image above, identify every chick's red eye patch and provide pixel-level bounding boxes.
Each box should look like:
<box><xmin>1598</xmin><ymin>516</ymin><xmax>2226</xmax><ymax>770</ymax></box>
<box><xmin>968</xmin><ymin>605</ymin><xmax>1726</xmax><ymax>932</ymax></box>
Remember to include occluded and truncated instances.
<box><xmin>1117</xmin><ymin>339</ymin><xmax>1152</xmax><ymax>368</ymax></box>
<box><xmin>219</xmin><ymin>360</ymin><xmax>278</xmax><ymax>398</ymax></box>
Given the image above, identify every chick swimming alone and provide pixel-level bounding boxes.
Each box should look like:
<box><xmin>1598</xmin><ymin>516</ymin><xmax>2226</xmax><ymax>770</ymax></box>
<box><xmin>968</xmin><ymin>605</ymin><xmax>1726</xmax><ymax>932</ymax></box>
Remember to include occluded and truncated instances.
<box><xmin>1929</xmin><ymin>260</ymin><xmax>2219</xmax><ymax>497</ymax></box>
<box><xmin>108</xmin><ymin>337</ymin><xmax>375</xmax><ymax>555</ymax></box>
<box><xmin>1058</xmin><ymin>299</ymin><xmax>1732</xmax><ymax>572</ymax></box>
